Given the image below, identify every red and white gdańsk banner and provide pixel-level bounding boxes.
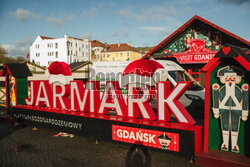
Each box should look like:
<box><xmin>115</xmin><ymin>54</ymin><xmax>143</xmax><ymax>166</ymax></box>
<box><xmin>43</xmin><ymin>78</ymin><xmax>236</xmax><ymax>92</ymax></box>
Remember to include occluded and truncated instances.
<box><xmin>112</xmin><ymin>125</ymin><xmax>179</xmax><ymax>152</ymax></box>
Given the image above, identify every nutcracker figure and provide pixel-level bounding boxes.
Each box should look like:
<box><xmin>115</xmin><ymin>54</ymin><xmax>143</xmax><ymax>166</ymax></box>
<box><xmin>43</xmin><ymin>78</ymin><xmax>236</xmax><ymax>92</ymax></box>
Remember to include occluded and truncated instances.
<box><xmin>212</xmin><ymin>66</ymin><xmax>249</xmax><ymax>153</ymax></box>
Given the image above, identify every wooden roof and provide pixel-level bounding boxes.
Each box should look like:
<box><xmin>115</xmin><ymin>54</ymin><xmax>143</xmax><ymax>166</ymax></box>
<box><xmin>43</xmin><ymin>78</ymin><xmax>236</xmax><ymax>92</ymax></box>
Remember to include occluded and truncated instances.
<box><xmin>0</xmin><ymin>63</ymin><xmax>32</xmax><ymax>78</ymax></box>
<box><xmin>202</xmin><ymin>44</ymin><xmax>250</xmax><ymax>72</ymax></box>
<box><xmin>69</xmin><ymin>61</ymin><xmax>92</xmax><ymax>72</ymax></box>
<box><xmin>142</xmin><ymin>15</ymin><xmax>250</xmax><ymax>59</ymax></box>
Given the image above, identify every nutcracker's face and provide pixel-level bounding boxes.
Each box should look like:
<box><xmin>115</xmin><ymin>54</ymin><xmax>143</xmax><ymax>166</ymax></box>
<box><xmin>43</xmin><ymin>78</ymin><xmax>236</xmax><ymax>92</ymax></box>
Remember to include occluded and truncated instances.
<box><xmin>158</xmin><ymin>139</ymin><xmax>171</xmax><ymax>147</ymax></box>
<box><xmin>220</xmin><ymin>72</ymin><xmax>242</xmax><ymax>85</ymax></box>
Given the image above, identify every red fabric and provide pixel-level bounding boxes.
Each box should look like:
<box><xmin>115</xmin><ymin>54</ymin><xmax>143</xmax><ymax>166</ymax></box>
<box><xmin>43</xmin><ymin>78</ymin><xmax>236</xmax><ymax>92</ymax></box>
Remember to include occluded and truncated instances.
<box><xmin>123</xmin><ymin>59</ymin><xmax>164</xmax><ymax>77</ymax></box>
<box><xmin>48</xmin><ymin>62</ymin><xmax>72</xmax><ymax>76</ymax></box>
<box><xmin>26</xmin><ymin>53</ymin><xmax>29</xmax><ymax>61</ymax></box>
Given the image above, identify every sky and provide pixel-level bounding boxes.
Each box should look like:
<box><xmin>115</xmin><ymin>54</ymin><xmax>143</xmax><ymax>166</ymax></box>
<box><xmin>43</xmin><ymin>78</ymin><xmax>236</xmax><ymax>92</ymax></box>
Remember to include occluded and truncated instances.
<box><xmin>0</xmin><ymin>0</ymin><xmax>249</xmax><ymax>58</ymax></box>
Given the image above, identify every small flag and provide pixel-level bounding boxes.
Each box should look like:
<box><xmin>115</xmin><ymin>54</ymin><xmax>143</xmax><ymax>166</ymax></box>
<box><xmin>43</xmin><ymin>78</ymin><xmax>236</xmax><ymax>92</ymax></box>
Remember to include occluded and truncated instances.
<box><xmin>26</xmin><ymin>53</ymin><xmax>29</xmax><ymax>62</ymax></box>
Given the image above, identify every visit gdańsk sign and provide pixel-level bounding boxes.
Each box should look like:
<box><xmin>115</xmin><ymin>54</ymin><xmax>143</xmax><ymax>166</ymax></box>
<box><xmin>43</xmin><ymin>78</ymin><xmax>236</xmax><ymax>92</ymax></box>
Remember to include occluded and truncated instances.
<box><xmin>173</xmin><ymin>39</ymin><xmax>217</xmax><ymax>64</ymax></box>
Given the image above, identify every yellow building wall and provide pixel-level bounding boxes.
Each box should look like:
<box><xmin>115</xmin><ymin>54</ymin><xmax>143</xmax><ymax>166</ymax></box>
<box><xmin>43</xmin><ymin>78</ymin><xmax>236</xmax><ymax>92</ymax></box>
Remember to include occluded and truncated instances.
<box><xmin>130</xmin><ymin>51</ymin><xmax>142</xmax><ymax>61</ymax></box>
<box><xmin>101</xmin><ymin>51</ymin><xmax>141</xmax><ymax>61</ymax></box>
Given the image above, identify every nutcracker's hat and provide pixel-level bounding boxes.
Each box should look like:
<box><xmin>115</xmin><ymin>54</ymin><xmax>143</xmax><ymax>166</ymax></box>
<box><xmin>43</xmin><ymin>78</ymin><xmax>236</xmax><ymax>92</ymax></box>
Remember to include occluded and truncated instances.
<box><xmin>217</xmin><ymin>66</ymin><xmax>244</xmax><ymax>77</ymax></box>
<box><xmin>157</xmin><ymin>133</ymin><xmax>172</xmax><ymax>140</ymax></box>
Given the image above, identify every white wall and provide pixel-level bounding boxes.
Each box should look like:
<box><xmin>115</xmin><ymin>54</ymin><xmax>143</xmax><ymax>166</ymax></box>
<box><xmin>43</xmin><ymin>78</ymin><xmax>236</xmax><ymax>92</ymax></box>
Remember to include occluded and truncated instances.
<box><xmin>30</xmin><ymin>35</ymin><xmax>91</xmax><ymax>67</ymax></box>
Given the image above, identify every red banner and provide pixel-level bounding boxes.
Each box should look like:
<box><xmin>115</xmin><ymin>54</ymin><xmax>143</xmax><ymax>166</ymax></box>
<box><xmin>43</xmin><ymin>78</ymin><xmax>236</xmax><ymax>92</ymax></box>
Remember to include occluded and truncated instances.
<box><xmin>112</xmin><ymin>125</ymin><xmax>179</xmax><ymax>152</ymax></box>
<box><xmin>173</xmin><ymin>39</ymin><xmax>218</xmax><ymax>64</ymax></box>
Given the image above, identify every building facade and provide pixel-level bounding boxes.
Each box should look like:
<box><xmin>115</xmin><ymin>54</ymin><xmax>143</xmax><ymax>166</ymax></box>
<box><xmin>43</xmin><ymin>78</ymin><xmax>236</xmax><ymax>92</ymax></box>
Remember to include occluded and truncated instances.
<box><xmin>142</xmin><ymin>15</ymin><xmax>249</xmax><ymax>84</ymax></box>
<box><xmin>90</xmin><ymin>41</ymin><xmax>142</xmax><ymax>62</ymax></box>
<box><xmin>30</xmin><ymin>35</ymin><xmax>91</xmax><ymax>67</ymax></box>
<box><xmin>90</xmin><ymin>40</ymin><xmax>105</xmax><ymax>61</ymax></box>
<box><xmin>101</xmin><ymin>43</ymin><xmax>142</xmax><ymax>61</ymax></box>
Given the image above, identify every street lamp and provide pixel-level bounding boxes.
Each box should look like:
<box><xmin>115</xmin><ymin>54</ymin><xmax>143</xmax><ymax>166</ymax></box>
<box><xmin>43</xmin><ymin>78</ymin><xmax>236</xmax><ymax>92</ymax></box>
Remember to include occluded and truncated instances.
<box><xmin>88</xmin><ymin>44</ymin><xmax>90</xmax><ymax>80</ymax></box>
<box><xmin>66</xmin><ymin>40</ymin><xmax>70</xmax><ymax>64</ymax></box>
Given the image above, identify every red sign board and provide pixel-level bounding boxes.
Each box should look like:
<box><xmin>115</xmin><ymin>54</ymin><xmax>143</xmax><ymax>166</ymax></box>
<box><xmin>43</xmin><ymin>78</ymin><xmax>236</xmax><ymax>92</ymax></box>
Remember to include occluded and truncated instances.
<box><xmin>112</xmin><ymin>125</ymin><xmax>179</xmax><ymax>152</ymax></box>
<box><xmin>173</xmin><ymin>39</ymin><xmax>218</xmax><ymax>64</ymax></box>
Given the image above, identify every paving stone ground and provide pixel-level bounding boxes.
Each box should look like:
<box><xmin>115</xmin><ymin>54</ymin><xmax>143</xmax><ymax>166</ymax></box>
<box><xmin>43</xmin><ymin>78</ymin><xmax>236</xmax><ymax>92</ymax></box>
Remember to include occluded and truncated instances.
<box><xmin>0</xmin><ymin>107</ymin><xmax>197</xmax><ymax>167</ymax></box>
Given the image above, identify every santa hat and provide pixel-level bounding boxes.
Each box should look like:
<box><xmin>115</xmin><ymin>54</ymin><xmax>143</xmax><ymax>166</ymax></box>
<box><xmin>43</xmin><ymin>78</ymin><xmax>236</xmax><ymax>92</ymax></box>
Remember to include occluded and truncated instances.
<box><xmin>45</xmin><ymin>61</ymin><xmax>73</xmax><ymax>85</ymax></box>
<box><xmin>121</xmin><ymin>59</ymin><xmax>168</xmax><ymax>87</ymax></box>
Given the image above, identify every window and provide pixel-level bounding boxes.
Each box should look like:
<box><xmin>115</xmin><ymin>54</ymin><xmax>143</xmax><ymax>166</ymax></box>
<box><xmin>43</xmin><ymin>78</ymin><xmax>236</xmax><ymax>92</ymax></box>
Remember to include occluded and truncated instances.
<box><xmin>48</xmin><ymin>52</ymin><xmax>49</xmax><ymax>56</ymax></box>
<box><xmin>76</xmin><ymin>51</ymin><xmax>78</xmax><ymax>56</ymax></box>
<box><xmin>112</xmin><ymin>58</ymin><xmax>115</xmax><ymax>61</ymax></box>
<box><xmin>71</xmin><ymin>50</ymin><xmax>73</xmax><ymax>55</ymax></box>
<box><xmin>55</xmin><ymin>43</ymin><xmax>58</xmax><ymax>48</ymax></box>
<box><xmin>47</xmin><ymin>44</ymin><xmax>49</xmax><ymax>48</ymax></box>
<box><xmin>76</xmin><ymin>43</ymin><xmax>77</xmax><ymax>47</ymax></box>
<box><xmin>79</xmin><ymin>47</ymin><xmax>81</xmax><ymax>51</ymax></box>
<box><xmin>120</xmin><ymin>53</ymin><xmax>123</xmax><ymax>57</ymax></box>
<box><xmin>56</xmin><ymin>52</ymin><xmax>58</xmax><ymax>58</ymax></box>
<box><xmin>103</xmin><ymin>54</ymin><xmax>105</xmax><ymax>58</ymax></box>
<box><xmin>68</xmin><ymin>50</ymin><xmax>70</xmax><ymax>56</ymax></box>
<box><xmin>168</xmin><ymin>71</ymin><xmax>202</xmax><ymax>90</ymax></box>
<box><xmin>127</xmin><ymin>52</ymin><xmax>129</xmax><ymax>57</ymax></box>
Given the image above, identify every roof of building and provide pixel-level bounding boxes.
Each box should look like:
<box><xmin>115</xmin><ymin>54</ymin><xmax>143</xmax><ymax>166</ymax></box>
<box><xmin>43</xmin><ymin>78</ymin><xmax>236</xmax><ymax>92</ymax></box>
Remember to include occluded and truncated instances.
<box><xmin>90</xmin><ymin>40</ymin><xmax>105</xmax><ymax>47</ymax></box>
<box><xmin>69</xmin><ymin>61</ymin><xmax>92</xmax><ymax>72</ymax></box>
<box><xmin>39</xmin><ymin>35</ymin><xmax>88</xmax><ymax>42</ymax></box>
<box><xmin>142</xmin><ymin>15</ymin><xmax>250</xmax><ymax>59</ymax></box>
<box><xmin>102</xmin><ymin>43</ymin><xmax>138</xmax><ymax>53</ymax></box>
<box><xmin>25</xmin><ymin>61</ymin><xmax>47</xmax><ymax>70</ymax></box>
<box><xmin>67</xmin><ymin>36</ymin><xmax>85</xmax><ymax>41</ymax></box>
<box><xmin>40</xmin><ymin>36</ymin><xmax>55</xmax><ymax>40</ymax></box>
<box><xmin>0</xmin><ymin>63</ymin><xmax>32</xmax><ymax>78</ymax></box>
